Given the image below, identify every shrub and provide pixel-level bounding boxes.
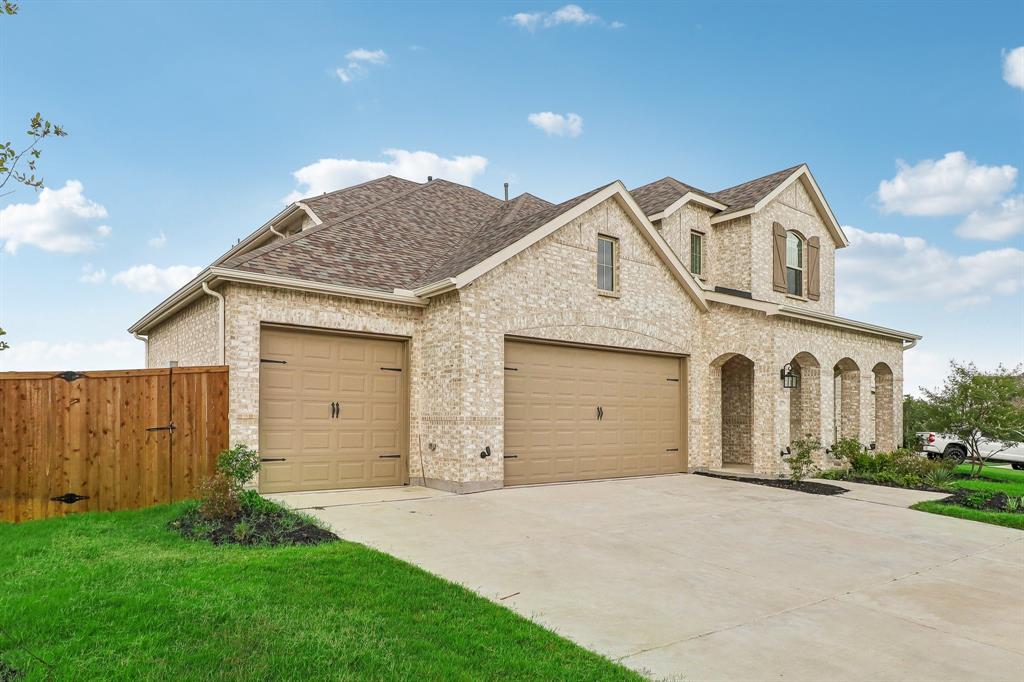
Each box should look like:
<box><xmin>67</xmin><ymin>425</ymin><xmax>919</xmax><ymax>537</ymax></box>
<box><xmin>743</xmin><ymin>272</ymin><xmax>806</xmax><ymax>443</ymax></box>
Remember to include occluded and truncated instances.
<box><xmin>197</xmin><ymin>472</ymin><xmax>240</xmax><ymax>521</ymax></box>
<box><xmin>923</xmin><ymin>462</ymin><xmax>956</xmax><ymax>490</ymax></box>
<box><xmin>217</xmin><ymin>444</ymin><xmax>261</xmax><ymax>489</ymax></box>
<box><xmin>786</xmin><ymin>436</ymin><xmax>821</xmax><ymax>484</ymax></box>
<box><xmin>832</xmin><ymin>437</ymin><xmax>863</xmax><ymax>465</ymax></box>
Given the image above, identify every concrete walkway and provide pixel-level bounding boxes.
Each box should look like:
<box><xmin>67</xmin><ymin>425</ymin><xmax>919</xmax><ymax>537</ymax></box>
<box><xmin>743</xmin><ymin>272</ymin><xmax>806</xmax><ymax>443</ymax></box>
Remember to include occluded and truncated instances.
<box><xmin>278</xmin><ymin>475</ymin><xmax>1024</xmax><ymax>682</ymax></box>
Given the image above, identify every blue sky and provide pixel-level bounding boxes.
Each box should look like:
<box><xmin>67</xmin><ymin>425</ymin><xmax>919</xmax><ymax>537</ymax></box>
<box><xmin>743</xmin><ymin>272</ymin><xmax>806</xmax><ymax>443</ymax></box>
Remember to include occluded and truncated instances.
<box><xmin>1</xmin><ymin>1</ymin><xmax>1021</xmax><ymax>394</ymax></box>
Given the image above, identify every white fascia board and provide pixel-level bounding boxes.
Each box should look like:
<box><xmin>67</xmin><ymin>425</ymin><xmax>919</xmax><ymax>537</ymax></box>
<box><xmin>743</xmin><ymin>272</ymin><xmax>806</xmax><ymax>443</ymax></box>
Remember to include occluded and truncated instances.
<box><xmin>128</xmin><ymin>267</ymin><xmax>428</xmax><ymax>335</ymax></box>
<box><xmin>446</xmin><ymin>182</ymin><xmax>709</xmax><ymax>312</ymax></box>
<box><xmin>212</xmin><ymin>204</ymin><xmax>304</xmax><ymax>266</ymax></box>
<box><xmin>295</xmin><ymin>201</ymin><xmax>323</xmax><ymax>226</ymax></box>
<box><xmin>775</xmin><ymin>305</ymin><xmax>921</xmax><ymax>342</ymax></box>
<box><xmin>708</xmin><ymin>166</ymin><xmax>849</xmax><ymax>247</ymax></box>
<box><xmin>648</xmin><ymin>192</ymin><xmax>728</xmax><ymax>222</ymax></box>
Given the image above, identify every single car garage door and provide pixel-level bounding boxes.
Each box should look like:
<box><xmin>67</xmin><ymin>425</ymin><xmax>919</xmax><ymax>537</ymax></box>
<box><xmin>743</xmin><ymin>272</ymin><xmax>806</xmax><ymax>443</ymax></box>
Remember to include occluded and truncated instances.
<box><xmin>504</xmin><ymin>339</ymin><xmax>683</xmax><ymax>486</ymax></box>
<box><xmin>258</xmin><ymin>326</ymin><xmax>405</xmax><ymax>493</ymax></box>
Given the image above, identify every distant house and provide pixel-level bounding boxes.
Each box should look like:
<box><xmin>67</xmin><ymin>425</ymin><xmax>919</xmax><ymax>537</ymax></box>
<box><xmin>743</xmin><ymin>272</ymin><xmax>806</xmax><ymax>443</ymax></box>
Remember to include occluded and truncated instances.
<box><xmin>129</xmin><ymin>165</ymin><xmax>919</xmax><ymax>493</ymax></box>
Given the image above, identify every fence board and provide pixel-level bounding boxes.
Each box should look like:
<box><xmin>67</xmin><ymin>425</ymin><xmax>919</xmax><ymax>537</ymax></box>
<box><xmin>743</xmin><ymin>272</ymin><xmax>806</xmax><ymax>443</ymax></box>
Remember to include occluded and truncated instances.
<box><xmin>0</xmin><ymin>366</ymin><xmax>228</xmax><ymax>523</ymax></box>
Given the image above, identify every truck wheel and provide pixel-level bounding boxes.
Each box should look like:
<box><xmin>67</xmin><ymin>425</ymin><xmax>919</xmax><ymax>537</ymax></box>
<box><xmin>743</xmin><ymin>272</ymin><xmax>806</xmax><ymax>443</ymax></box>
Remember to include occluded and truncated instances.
<box><xmin>943</xmin><ymin>446</ymin><xmax>968</xmax><ymax>464</ymax></box>
<box><xmin>1012</xmin><ymin>462</ymin><xmax>1024</xmax><ymax>471</ymax></box>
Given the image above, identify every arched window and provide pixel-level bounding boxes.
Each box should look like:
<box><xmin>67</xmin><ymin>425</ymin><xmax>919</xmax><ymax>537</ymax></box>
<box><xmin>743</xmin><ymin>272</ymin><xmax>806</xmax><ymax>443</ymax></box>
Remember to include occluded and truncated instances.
<box><xmin>786</xmin><ymin>231</ymin><xmax>803</xmax><ymax>296</ymax></box>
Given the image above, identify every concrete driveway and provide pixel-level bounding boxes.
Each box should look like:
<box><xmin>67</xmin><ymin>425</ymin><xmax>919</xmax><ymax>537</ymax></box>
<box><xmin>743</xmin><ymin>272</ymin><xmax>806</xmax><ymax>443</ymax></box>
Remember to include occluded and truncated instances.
<box><xmin>276</xmin><ymin>474</ymin><xmax>1024</xmax><ymax>681</ymax></box>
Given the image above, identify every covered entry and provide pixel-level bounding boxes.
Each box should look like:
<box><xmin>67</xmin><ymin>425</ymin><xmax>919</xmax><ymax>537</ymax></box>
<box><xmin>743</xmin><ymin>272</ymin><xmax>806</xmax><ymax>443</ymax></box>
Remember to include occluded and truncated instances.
<box><xmin>258</xmin><ymin>326</ymin><xmax>406</xmax><ymax>493</ymax></box>
<box><xmin>503</xmin><ymin>339</ymin><xmax>684</xmax><ymax>485</ymax></box>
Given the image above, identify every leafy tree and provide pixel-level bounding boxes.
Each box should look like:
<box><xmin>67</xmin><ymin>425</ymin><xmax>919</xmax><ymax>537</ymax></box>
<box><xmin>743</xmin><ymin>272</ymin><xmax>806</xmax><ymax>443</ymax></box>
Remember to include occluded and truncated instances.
<box><xmin>786</xmin><ymin>435</ymin><xmax>821</xmax><ymax>484</ymax></box>
<box><xmin>1</xmin><ymin>2</ymin><xmax>69</xmax><ymax>197</ymax></box>
<box><xmin>923</xmin><ymin>362</ymin><xmax>1024</xmax><ymax>478</ymax></box>
<box><xmin>0</xmin><ymin>326</ymin><xmax>7</xmax><ymax>351</ymax></box>
<box><xmin>902</xmin><ymin>395</ymin><xmax>933</xmax><ymax>449</ymax></box>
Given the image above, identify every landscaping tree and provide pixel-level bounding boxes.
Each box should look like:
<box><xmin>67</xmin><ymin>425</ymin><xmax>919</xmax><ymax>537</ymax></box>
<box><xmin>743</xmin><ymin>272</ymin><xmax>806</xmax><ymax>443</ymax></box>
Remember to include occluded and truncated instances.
<box><xmin>786</xmin><ymin>435</ymin><xmax>822</xmax><ymax>485</ymax></box>
<box><xmin>0</xmin><ymin>327</ymin><xmax>7</xmax><ymax>351</ymax></box>
<box><xmin>923</xmin><ymin>362</ymin><xmax>1024</xmax><ymax>478</ymax></box>
<box><xmin>902</xmin><ymin>394</ymin><xmax>932</xmax><ymax>449</ymax></box>
<box><xmin>1</xmin><ymin>2</ymin><xmax>69</xmax><ymax>197</ymax></box>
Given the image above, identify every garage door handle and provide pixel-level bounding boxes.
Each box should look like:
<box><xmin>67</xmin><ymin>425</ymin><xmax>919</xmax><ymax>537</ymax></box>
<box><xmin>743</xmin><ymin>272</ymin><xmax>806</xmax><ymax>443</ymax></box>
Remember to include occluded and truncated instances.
<box><xmin>504</xmin><ymin>454</ymin><xmax>519</xmax><ymax>459</ymax></box>
<box><xmin>597</xmin><ymin>406</ymin><xmax>604</xmax><ymax>420</ymax></box>
<box><xmin>378</xmin><ymin>454</ymin><xmax>401</xmax><ymax>459</ymax></box>
<box><xmin>260</xmin><ymin>457</ymin><xmax>286</xmax><ymax>462</ymax></box>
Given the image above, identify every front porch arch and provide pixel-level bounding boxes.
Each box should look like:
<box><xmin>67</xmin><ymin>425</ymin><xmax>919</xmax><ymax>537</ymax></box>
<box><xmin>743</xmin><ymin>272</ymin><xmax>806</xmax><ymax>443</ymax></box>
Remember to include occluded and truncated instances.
<box><xmin>833</xmin><ymin>357</ymin><xmax>861</xmax><ymax>444</ymax></box>
<box><xmin>710</xmin><ymin>353</ymin><xmax>755</xmax><ymax>469</ymax></box>
<box><xmin>872</xmin><ymin>362</ymin><xmax>895</xmax><ymax>451</ymax></box>
<box><xmin>788</xmin><ymin>352</ymin><xmax>821</xmax><ymax>445</ymax></box>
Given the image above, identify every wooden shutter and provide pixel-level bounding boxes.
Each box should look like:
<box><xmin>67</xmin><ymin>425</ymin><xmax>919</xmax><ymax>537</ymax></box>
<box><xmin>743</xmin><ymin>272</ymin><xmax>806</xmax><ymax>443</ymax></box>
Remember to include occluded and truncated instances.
<box><xmin>772</xmin><ymin>222</ymin><xmax>787</xmax><ymax>293</ymax></box>
<box><xmin>807</xmin><ymin>236</ymin><xmax>820</xmax><ymax>300</ymax></box>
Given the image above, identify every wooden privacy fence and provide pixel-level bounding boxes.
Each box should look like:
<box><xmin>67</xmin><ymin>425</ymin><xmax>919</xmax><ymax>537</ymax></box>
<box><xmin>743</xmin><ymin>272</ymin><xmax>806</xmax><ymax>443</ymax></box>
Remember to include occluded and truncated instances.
<box><xmin>0</xmin><ymin>366</ymin><xmax>228</xmax><ymax>523</ymax></box>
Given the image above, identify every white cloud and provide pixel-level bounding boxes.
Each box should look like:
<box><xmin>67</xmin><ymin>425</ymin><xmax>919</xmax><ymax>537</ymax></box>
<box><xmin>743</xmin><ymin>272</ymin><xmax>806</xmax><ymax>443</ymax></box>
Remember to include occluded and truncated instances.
<box><xmin>79</xmin><ymin>264</ymin><xmax>107</xmax><ymax>283</ymax></box>
<box><xmin>509</xmin><ymin>4</ymin><xmax>619</xmax><ymax>31</ymax></box>
<box><xmin>836</xmin><ymin>225</ymin><xmax>1024</xmax><ymax>314</ymax></box>
<box><xmin>0</xmin><ymin>180</ymin><xmax>111</xmax><ymax>253</ymax></box>
<box><xmin>336</xmin><ymin>48</ymin><xmax>388</xmax><ymax>83</ymax></box>
<box><xmin>111</xmin><ymin>264</ymin><xmax>202</xmax><ymax>293</ymax></box>
<box><xmin>148</xmin><ymin>231</ymin><xmax>167</xmax><ymax>248</ymax></box>
<box><xmin>346</xmin><ymin>48</ymin><xmax>388</xmax><ymax>64</ymax></box>
<box><xmin>284</xmin><ymin>149</ymin><xmax>488</xmax><ymax>203</ymax></box>
<box><xmin>877</xmin><ymin>152</ymin><xmax>1018</xmax><ymax>216</ymax></box>
<box><xmin>956</xmin><ymin>194</ymin><xmax>1024</xmax><ymax>241</ymax></box>
<box><xmin>1003</xmin><ymin>46</ymin><xmax>1024</xmax><ymax>89</ymax></box>
<box><xmin>527</xmin><ymin>111</ymin><xmax>583</xmax><ymax>137</ymax></box>
<box><xmin>0</xmin><ymin>338</ymin><xmax>143</xmax><ymax>371</ymax></box>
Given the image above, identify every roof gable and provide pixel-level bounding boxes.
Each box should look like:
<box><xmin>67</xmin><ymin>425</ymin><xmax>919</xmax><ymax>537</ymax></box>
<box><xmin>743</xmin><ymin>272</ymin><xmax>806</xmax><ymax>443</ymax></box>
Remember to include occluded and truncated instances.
<box><xmin>709</xmin><ymin>165</ymin><xmax>848</xmax><ymax>247</ymax></box>
<box><xmin>426</xmin><ymin>181</ymin><xmax>709</xmax><ymax>312</ymax></box>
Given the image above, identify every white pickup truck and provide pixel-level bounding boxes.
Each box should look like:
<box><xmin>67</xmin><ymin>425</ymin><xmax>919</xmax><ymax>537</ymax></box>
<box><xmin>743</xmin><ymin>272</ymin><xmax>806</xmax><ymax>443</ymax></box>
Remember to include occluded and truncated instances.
<box><xmin>917</xmin><ymin>431</ymin><xmax>1024</xmax><ymax>469</ymax></box>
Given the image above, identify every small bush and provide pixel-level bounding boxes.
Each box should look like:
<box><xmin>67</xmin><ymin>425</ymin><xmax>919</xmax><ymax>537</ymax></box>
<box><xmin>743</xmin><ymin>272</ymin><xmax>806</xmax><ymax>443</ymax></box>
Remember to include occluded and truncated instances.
<box><xmin>196</xmin><ymin>472</ymin><xmax>240</xmax><ymax>521</ymax></box>
<box><xmin>923</xmin><ymin>462</ymin><xmax>956</xmax><ymax>490</ymax></box>
<box><xmin>786</xmin><ymin>436</ymin><xmax>821</xmax><ymax>484</ymax></box>
<box><xmin>217</xmin><ymin>444</ymin><xmax>261</xmax><ymax>489</ymax></box>
<box><xmin>832</xmin><ymin>437</ymin><xmax>863</xmax><ymax>464</ymax></box>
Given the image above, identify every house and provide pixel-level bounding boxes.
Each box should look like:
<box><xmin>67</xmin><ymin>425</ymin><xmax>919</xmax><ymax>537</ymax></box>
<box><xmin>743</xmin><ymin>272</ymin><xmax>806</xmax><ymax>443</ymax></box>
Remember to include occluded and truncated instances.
<box><xmin>129</xmin><ymin>165</ymin><xmax>920</xmax><ymax>494</ymax></box>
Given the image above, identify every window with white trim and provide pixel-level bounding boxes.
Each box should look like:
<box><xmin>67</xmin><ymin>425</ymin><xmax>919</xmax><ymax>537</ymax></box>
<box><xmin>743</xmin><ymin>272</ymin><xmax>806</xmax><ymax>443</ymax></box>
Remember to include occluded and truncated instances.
<box><xmin>786</xmin><ymin>231</ymin><xmax>803</xmax><ymax>296</ymax></box>
<box><xmin>597</xmin><ymin>235</ymin><xmax>617</xmax><ymax>292</ymax></box>
<box><xmin>690</xmin><ymin>231</ymin><xmax>703</xmax><ymax>276</ymax></box>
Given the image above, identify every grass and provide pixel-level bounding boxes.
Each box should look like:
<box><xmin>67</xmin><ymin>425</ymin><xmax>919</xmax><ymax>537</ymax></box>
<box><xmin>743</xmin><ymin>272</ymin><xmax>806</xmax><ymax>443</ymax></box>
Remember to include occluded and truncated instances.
<box><xmin>0</xmin><ymin>504</ymin><xmax>642</xmax><ymax>681</ymax></box>
<box><xmin>912</xmin><ymin>464</ymin><xmax>1024</xmax><ymax>531</ymax></box>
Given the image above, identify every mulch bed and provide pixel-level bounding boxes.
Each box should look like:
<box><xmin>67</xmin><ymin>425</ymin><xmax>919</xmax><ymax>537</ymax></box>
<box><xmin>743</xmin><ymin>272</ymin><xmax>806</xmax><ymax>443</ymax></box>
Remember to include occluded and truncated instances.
<box><xmin>695</xmin><ymin>471</ymin><xmax>847</xmax><ymax>496</ymax></box>
<box><xmin>170</xmin><ymin>507</ymin><xmax>339</xmax><ymax>547</ymax></box>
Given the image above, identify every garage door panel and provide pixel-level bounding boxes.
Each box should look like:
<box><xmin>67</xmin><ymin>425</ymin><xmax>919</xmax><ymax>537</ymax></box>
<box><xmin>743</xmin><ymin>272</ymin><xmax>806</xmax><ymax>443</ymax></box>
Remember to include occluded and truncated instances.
<box><xmin>504</xmin><ymin>340</ymin><xmax>682</xmax><ymax>486</ymax></box>
<box><xmin>259</xmin><ymin>327</ymin><xmax>405</xmax><ymax>493</ymax></box>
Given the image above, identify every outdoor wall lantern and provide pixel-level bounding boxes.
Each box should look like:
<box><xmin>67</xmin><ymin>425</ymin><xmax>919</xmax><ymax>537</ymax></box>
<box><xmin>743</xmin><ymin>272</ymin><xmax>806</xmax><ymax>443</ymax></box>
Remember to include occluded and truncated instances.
<box><xmin>780</xmin><ymin>363</ymin><xmax>800</xmax><ymax>389</ymax></box>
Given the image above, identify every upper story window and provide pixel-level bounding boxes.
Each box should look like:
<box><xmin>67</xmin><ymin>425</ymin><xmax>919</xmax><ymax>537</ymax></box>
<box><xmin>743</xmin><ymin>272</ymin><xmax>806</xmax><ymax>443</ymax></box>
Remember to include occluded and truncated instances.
<box><xmin>690</xmin><ymin>231</ymin><xmax>703</xmax><ymax>276</ymax></box>
<box><xmin>597</xmin><ymin>235</ymin><xmax>618</xmax><ymax>293</ymax></box>
<box><xmin>786</xmin><ymin>231</ymin><xmax>803</xmax><ymax>296</ymax></box>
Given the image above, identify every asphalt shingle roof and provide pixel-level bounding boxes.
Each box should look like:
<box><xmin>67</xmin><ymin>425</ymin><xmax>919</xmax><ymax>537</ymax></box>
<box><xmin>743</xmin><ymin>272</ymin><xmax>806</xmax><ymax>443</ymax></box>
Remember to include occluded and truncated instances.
<box><xmin>214</xmin><ymin>165</ymin><xmax>804</xmax><ymax>293</ymax></box>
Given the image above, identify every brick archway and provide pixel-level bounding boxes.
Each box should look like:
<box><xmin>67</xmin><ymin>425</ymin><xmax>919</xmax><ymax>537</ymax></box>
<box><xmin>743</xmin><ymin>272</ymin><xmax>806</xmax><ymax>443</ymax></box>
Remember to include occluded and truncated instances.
<box><xmin>833</xmin><ymin>357</ymin><xmax>861</xmax><ymax>444</ymax></box>
<box><xmin>788</xmin><ymin>352</ymin><xmax>821</xmax><ymax>445</ymax></box>
<box><xmin>711</xmin><ymin>353</ymin><xmax>755</xmax><ymax>470</ymax></box>
<box><xmin>872</xmin><ymin>362</ymin><xmax>895</xmax><ymax>451</ymax></box>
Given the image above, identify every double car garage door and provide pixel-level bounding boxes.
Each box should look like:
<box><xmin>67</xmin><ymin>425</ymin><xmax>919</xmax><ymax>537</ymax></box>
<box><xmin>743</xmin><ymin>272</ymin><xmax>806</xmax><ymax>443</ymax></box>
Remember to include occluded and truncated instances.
<box><xmin>258</xmin><ymin>327</ymin><xmax>683</xmax><ymax>493</ymax></box>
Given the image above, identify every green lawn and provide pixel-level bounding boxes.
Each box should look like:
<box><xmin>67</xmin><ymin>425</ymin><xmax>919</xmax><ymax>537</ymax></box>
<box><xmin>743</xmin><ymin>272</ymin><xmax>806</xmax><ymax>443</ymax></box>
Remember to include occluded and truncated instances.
<box><xmin>912</xmin><ymin>464</ymin><xmax>1024</xmax><ymax>531</ymax></box>
<box><xmin>0</xmin><ymin>505</ymin><xmax>641</xmax><ymax>681</ymax></box>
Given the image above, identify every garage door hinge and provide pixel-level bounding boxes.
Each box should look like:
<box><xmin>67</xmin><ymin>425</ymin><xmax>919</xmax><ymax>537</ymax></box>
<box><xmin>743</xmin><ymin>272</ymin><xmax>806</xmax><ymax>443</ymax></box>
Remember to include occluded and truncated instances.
<box><xmin>260</xmin><ymin>358</ymin><xmax>287</xmax><ymax>364</ymax></box>
<box><xmin>666</xmin><ymin>378</ymin><xmax>679</xmax><ymax>382</ymax></box>
<box><xmin>504</xmin><ymin>366</ymin><xmax>518</xmax><ymax>371</ymax></box>
<box><xmin>378</xmin><ymin>454</ymin><xmax>401</xmax><ymax>459</ymax></box>
<box><xmin>380</xmin><ymin>367</ymin><xmax>402</xmax><ymax>372</ymax></box>
<box><xmin>260</xmin><ymin>457</ymin><xmax>287</xmax><ymax>462</ymax></box>
<box><xmin>665</xmin><ymin>448</ymin><xmax>679</xmax><ymax>452</ymax></box>
<box><xmin>505</xmin><ymin>454</ymin><xmax>519</xmax><ymax>459</ymax></box>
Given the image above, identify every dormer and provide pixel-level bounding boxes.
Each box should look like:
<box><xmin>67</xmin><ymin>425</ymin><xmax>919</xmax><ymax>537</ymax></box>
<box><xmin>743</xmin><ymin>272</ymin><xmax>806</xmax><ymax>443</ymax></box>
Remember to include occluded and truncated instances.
<box><xmin>632</xmin><ymin>165</ymin><xmax>848</xmax><ymax>314</ymax></box>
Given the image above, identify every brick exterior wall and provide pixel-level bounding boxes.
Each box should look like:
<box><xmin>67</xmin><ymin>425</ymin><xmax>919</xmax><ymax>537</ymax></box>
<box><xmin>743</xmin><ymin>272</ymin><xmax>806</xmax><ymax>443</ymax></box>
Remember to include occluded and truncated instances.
<box><xmin>146</xmin><ymin>295</ymin><xmax>219</xmax><ymax>368</ymax></box>
<box><xmin>143</xmin><ymin>189</ymin><xmax>907</xmax><ymax>490</ymax></box>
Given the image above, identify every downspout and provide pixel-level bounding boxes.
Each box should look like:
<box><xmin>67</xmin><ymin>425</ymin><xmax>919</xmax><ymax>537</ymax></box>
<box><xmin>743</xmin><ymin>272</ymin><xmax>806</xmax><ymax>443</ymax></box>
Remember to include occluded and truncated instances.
<box><xmin>201</xmin><ymin>282</ymin><xmax>226</xmax><ymax>365</ymax></box>
<box><xmin>133</xmin><ymin>332</ymin><xmax>149</xmax><ymax>367</ymax></box>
